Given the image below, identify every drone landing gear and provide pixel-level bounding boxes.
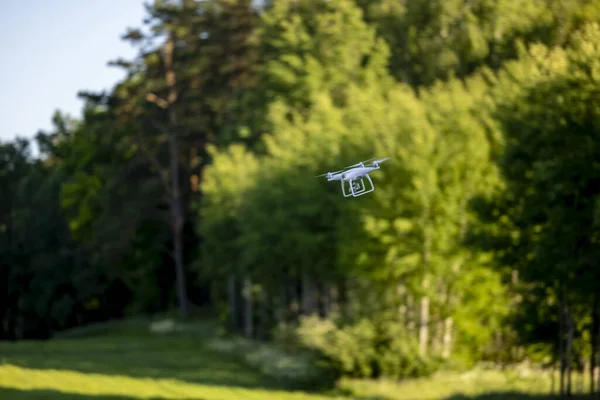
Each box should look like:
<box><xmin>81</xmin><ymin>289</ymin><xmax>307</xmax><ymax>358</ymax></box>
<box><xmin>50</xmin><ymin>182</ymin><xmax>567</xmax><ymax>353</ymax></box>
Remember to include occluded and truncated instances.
<box><xmin>341</xmin><ymin>175</ymin><xmax>375</xmax><ymax>197</ymax></box>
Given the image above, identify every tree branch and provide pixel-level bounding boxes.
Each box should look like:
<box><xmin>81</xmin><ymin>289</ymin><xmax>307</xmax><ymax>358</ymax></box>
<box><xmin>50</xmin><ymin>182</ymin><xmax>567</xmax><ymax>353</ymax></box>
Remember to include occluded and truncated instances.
<box><xmin>163</xmin><ymin>38</ymin><xmax>178</xmax><ymax>105</ymax></box>
<box><xmin>133</xmin><ymin>130</ymin><xmax>171</xmax><ymax>194</ymax></box>
<box><xmin>146</xmin><ymin>93</ymin><xmax>169</xmax><ymax>109</ymax></box>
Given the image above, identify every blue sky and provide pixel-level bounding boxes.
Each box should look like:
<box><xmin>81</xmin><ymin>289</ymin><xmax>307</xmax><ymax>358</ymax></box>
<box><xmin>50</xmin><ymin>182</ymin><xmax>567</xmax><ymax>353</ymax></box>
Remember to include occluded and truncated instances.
<box><xmin>0</xmin><ymin>1</ymin><xmax>148</xmax><ymax>143</ymax></box>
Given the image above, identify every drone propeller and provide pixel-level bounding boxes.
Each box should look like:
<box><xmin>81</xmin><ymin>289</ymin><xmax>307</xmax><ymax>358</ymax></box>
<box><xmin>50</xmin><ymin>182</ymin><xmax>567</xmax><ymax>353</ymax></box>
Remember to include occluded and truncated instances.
<box><xmin>344</xmin><ymin>157</ymin><xmax>377</xmax><ymax>169</ymax></box>
<box><xmin>315</xmin><ymin>157</ymin><xmax>390</xmax><ymax>177</ymax></box>
<box><xmin>315</xmin><ymin>169</ymin><xmax>344</xmax><ymax>178</ymax></box>
<box><xmin>371</xmin><ymin>157</ymin><xmax>390</xmax><ymax>166</ymax></box>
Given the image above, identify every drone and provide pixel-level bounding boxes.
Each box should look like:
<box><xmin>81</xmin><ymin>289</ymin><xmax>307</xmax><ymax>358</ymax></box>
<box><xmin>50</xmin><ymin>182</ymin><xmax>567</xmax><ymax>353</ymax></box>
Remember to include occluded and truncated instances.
<box><xmin>316</xmin><ymin>157</ymin><xmax>390</xmax><ymax>197</ymax></box>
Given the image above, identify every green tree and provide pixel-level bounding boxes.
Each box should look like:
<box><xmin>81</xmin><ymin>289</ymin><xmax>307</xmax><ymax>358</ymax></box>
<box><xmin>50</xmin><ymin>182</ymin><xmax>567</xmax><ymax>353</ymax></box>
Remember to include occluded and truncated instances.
<box><xmin>470</xmin><ymin>22</ymin><xmax>600</xmax><ymax>395</ymax></box>
<box><xmin>55</xmin><ymin>101</ymin><xmax>169</xmax><ymax>315</ymax></box>
<box><xmin>357</xmin><ymin>0</ymin><xmax>600</xmax><ymax>86</ymax></box>
<box><xmin>0</xmin><ymin>117</ymin><xmax>124</xmax><ymax>339</ymax></box>
<box><xmin>88</xmin><ymin>0</ymin><xmax>262</xmax><ymax>317</ymax></box>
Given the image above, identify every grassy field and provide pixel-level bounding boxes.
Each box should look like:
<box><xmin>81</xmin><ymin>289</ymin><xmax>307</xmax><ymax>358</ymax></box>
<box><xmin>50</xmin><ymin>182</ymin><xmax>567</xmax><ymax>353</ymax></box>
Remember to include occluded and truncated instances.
<box><xmin>0</xmin><ymin>317</ymin><xmax>592</xmax><ymax>400</ymax></box>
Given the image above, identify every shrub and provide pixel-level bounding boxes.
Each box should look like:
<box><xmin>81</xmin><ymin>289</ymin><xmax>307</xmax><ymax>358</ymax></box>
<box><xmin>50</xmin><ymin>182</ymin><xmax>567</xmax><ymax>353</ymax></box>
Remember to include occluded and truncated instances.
<box><xmin>279</xmin><ymin>315</ymin><xmax>440</xmax><ymax>380</ymax></box>
<box><xmin>207</xmin><ymin>336</ymin><xmax>340</xmax><ymax>390</ymax></box>
<box><xmin>148</xmin><ymin>319</ymin><xmax>177</xmax><ymax>334</ymax></box>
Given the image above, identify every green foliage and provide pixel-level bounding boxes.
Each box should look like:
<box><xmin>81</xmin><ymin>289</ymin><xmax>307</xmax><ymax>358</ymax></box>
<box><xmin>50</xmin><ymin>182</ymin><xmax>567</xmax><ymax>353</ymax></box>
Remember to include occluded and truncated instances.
<box><xmin>208</xmin><ymin>336</ymin><xmax>340</xmax><ymax>390</ymax></box>
<box><xmin>196</xmin><ymin>144</ymin><xmax>260</xmax><ymax>278</ymax></box>
<box><xmin>357</xmin><ymin>0</ymin><xmax>600</xmax><ymax>86</ymax></box>
<box><xmin>278</xmin><ymin>315</ymin><xmax>439</xmax><ymax>380</ymax></box>
<box><xmin>467</xmin><ymin>22</ymin><xmax>600</xmax><ymax>376</ymax></box>
<box><xmin>0</xmin><ymin>132</ymin><xmax>96</xmax><ymax>338</ymax></box>
<box><xmin>233</xmin><ymin>0</ymin><xmax>393</xmax><ymax>149</ymax></box>
<box><xmin>200</xmin><ymin>30</ymin><xmax>509</xmax><ymax>372</ymax></box>
<box><xmin>56</xmin><ymin>105</ymin><xmax>168</xmax><ymax>315</ymax></box>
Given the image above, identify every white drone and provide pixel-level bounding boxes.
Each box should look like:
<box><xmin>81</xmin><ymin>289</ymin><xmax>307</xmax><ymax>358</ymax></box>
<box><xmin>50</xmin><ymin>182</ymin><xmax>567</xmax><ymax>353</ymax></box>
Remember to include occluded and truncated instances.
<box><xmin>316</xmin><ymin>157</ymin><xmax>390</xmax><ymax>197</ymax></box>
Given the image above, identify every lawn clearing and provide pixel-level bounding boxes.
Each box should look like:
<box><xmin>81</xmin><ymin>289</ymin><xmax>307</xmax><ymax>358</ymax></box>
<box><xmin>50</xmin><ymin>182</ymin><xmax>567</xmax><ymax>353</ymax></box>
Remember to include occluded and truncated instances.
<box><xmin>0</xmin><ymin>334</ymin><xmax>347</xmax><ymax>400</ymax></box>
<box><xmin>0</xmin><ymin>318</ymin><xmax>589</xmax><ymax>400</ymax></box>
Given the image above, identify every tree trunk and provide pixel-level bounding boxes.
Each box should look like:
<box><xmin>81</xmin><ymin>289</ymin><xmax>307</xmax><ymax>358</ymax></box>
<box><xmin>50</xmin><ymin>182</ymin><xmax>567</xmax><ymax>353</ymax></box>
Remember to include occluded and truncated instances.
<box><xmin>581</xmin><ymin>361</ymin><xmax>588</xmax><ymax>394</ymax></box>
<box><xmin>559</xmin><ymin>298</ymin><xmax>565</xmax><ymax>396</ymax></box>
<box><xmin>301</xmin><ymin>272</ymin><xmax>317</xmax><ymax>316</ymax></box>
<box><xmin>318</xmin><ymin>283</ymin><xmax>328</xmax><ymax>318</ymax></box>
<box><xmin>596</xmin><ymin>312</ymin><xmax>600</xmax><ymax>398</ymax></box>
<box><xmin>432</xmin><ymin>318</ymin><xmax>442</xmax><ymax>355</ymax></box>
<box><xmin>398</xmin><ymin>284</ymin><xmax>406</xmax><ymax>326</ymax></box>
<box><xmin>0</xmin><ymin>267</ymin><xmax>7</xmax><ymax>340</ymax></box>
<box><xmin>442</xmin><ymin>317</ymin><xmax>453</xmax><ymax>358</ymax></box>
<box><xmin>243</xmin><ymin>276</ymin><xmax>253</xmax><ymax>338</ymax></box>
<box><xmin>171</xmin><ymin>202</ymin><xmax>188</xmax><ymax>318</ymax></box>
<box><xmin>329</xmin><ymin>284</ymin><xmax>339</xmax><ymax>315</ymax></box>
<box><xmin>339</xmin><ymin>278</ymin><xmax>349</xmax><ymax>320</ymax></box>
<box><xmin>566</xmin><ymin>304</ymin><xmax>573</xmax><ymax>397</ymax></box>
<box><xmin>419</xmin><ymin>217</ymin><xmax>432</xmax><ymax>356</ymax></box>
<box><xmin>320</xmin><ymin>284</ymin><xmax>329</xmax><ymax>318</ymax></box>
<box><xmin>7</xmin><ymin>291</ymin><xmax>18</xmax><ymax>341</ymax></box>
<box><xmin>289</xmin><ymin>280</ymin><xmax>300</xmax><ymax>319</ymax></box>
<box><xmin>511</xmin><ymin>269</ymin><xmax>519</xmax><ymax>285</ymax></box>
<box><xmin>551</xmin><ymin>359</ymin><xmax>556</xmax><ymax>395</ymax></box>
<box><xmin>1</xmin><ymin>204</ymin><xmax>13</xmax><ymax>340</ymax></box>
<box><xmin>16</xmin><ymin>293</ymin><xmax>25</xmax><ymax>340</ymax></box>
<box><xmin>258</xmin><ymin>289</ymin><xmax>269</xmax><ymax>340</ymax></box>
<box><xmin>407</xmin><ymin>292</ymin><xmax>415</xmax><ymax>336</ymax></box>
<box><xmin>419</xmin><ymin>276</ymin><xmax>430</xmax><ymax>356</ymax></box>
<box><xmin>163</xmin><ymin>33</ymin><xmax>189</xmax><ymax>319</ymax></box>
<box><xmin>591</xmin><ymin>294</ymin><xmax>598</xmax><ymax>394</ymax></box>
<box><xmin>276</xmin><ymin>284</ymin><xmax>286</xmax><ymax>326</ymax></box>
<box><xmin>227</xmin><ymin>273</ymin><xmax>237</xmax><ymax>332</ymax></box>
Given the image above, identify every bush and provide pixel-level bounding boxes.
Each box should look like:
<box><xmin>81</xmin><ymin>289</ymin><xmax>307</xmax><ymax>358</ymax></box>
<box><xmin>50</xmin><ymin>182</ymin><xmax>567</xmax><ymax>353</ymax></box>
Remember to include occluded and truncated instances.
<box><xmin>278</xmin><ymin>315</ymin><xmax>441</xmax><ymax>380</ymax></box>
<box><xmin>207</xmin><ymin>336</ymin><xmax>340</xmax><ymax>390</ymax></box>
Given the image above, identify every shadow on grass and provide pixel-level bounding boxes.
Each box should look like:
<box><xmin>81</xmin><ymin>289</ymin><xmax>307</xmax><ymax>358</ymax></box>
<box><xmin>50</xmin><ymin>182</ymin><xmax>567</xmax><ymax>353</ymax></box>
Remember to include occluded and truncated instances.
<box><xmin>0</xmin><ymin>387</ymin><xmax>194</xmax><ymax>400</ymax></box>
<box><xmin>329</xmin><ymin>386</ymin><xmax>391</xmax><ymax>400</ymax></box>
<box><xmin>0</xmin><ymin>335</ymin><xmax>292</xmax><ymax>392</ymax></box>
<box><xmin>350</xmin><ymin>397</ymin><xmax>389</xmax><ymax>400</ymax></box>
<box><xmin>445</xmin><ymin>392</ymin><xmax>596</xmax><ymax>400</ymax></box>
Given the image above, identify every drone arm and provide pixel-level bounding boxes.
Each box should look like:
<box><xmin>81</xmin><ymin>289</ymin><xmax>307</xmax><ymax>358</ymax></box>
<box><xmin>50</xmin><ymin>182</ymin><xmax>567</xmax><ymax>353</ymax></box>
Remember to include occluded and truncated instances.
<box><xmin>365</xmin><ymin>174</ymin><xmax>375</xmax><ymax>192</ymax></box>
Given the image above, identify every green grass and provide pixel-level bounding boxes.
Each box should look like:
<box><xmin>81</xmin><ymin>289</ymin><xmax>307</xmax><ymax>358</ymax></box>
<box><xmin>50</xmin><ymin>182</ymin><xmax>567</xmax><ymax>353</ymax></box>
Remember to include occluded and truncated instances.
<box><xmin>0</xmin><ymin>342</ymin><xmax>342</xmax><ymax>399</ymax></box>
<box><xmin>0</xmin><ymin>317</ymin><xmax>594</xmax><ymax>400</ymax></box>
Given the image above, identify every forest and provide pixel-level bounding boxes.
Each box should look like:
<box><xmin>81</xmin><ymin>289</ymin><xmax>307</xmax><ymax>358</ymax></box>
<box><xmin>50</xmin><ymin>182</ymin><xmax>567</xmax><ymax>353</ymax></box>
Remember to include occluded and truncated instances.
<box><xmin>2</xmin><ymin>0</ymin><xmax>600</xmax><ymax>398</ymax></box>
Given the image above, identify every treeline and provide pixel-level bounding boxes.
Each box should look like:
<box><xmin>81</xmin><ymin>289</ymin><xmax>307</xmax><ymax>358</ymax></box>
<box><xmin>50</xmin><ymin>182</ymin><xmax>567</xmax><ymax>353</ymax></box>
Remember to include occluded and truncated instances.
<box><xmin>2</xmin><ymin>0</ymin><xmax>600</xmax><ymax>395</ymax></box>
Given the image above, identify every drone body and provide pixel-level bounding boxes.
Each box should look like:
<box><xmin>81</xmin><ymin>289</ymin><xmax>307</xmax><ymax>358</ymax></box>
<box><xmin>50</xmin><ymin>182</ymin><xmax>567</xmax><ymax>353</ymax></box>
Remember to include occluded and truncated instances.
<box><xmin>316</xmin><ymin>157</ymin><xmax>390</xmax><ymax>197</ymax></box>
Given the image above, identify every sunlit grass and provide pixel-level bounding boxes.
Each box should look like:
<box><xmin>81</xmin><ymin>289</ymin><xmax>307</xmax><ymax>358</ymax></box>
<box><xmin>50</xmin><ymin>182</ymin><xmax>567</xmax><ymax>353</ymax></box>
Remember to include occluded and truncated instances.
<box><xmin>0</xmin><ymin>364</ymin><xmax>342</xmax><ymax>400</ymax></box>
<box><xmin>0</xmin><ymin>327</ymin><xmax>346</xmax><ymax>400</ymax></box>
<box><xmin>340</xmin><ymin>370</ymin><xmax>549</xmax><ymax>400</ymax></box>
<box><xmin>339</xmin><ymin>365</ymin><xmax>598</xmax><ymax>400</ymax></box>
<box><xmin>0</xmin><ymin>315</ymin><xmax>353</xmax><ymax>400</ymax></box>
